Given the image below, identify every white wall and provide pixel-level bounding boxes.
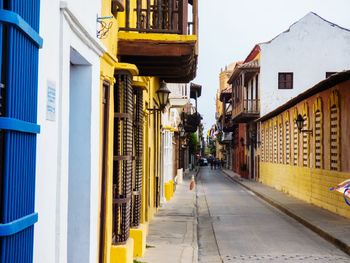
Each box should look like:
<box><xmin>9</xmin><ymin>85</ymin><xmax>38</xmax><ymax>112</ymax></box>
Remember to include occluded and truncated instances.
<box><xmin>35</xmin><ymin>1</ymin><xmax>103</xmax><ymax>262</ymax></box>
<box><xmin>260</xmin><ymin>12</ymin><xmax>350</xmax><ymax>116</ymax></box>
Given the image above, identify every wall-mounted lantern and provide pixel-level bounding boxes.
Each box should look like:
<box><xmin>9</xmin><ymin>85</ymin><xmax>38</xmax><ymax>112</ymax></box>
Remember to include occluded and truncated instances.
<box><xmin>147</xmin><ymin>81</ymin><xmax>171</xmax><ymax>113</ymax></box>
<box><xmin>295</xmin><ymin>114</ymin><xmax>313</xmax><ymax>135</ymax></box>
<box><xmin>178</xmin><ymin>123</ymin><xmax>186</xmax><ymax>138</ymax></box>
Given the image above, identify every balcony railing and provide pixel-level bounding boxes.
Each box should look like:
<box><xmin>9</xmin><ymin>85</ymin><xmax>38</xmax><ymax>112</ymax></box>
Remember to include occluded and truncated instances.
<box><xmin>233</xmin><ymin>99</ymin><xmax>260</xmax><ymax>120</ymax></box>
<box><xmin>120</xmin><ymin>0</ymin><xmax>197</xmax><ymax>35</ymax></box>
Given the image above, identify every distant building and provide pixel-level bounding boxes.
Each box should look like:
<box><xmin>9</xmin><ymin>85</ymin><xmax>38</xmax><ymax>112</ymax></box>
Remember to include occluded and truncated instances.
<box><xmin>216</xmin><ymin>63</ymin><xmax>239</xmax><ymax>169</ymax></box>
<box><xmin>259</xmin><ymin>12</ymin><xmax>350</xmax><ymax>116</ymax></box>
<box><xmin>228</xmin><ymin>12</ymin><xmax>350</xmax><ymax>180</ymax></box>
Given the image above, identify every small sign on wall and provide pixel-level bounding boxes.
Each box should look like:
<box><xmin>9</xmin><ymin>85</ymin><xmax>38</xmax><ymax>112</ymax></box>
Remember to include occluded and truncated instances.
<box><xmin>46</xmin><ymin>81</ymin><xmax>56</xmax><ymax>121</ymax></box>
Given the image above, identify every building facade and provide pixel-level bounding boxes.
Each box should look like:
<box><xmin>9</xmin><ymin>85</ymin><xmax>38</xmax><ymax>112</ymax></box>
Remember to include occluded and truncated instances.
<box><xmin>259</xmin><ymin>71</ymin><xmax>350</xmax><ymax>219</ymax></box>
<box><xmin>227</xmin><ymin>12</ymin><xmax>350</xmax><ymax>180</ymax></box>
<box><xmin>1</xmin><ymin>1</ymin><xmax>199</xmax><ymax>263</ymax></box>
<box><xmin>216</xmin><ymin>63</ymin><xmax>237</xmax><ymax>169</ymax></box>
<box><xmin>35</xmin><ymin>0</ymin><xmax>104</xmax><ymax>262</ymax></box>
<box><xmin>259</xmin><ymin>12</ymin><xmax>350</xmax><ymax>116</ymax></box>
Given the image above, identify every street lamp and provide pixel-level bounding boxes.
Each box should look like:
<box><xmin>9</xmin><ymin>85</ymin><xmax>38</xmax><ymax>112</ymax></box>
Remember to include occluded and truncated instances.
<box><xmin>156</xmin><ymin>81</ymin><xmax>171</xmax><ymax>110</ymax></box>
<box><xmin>295</xmin><ymin>114</ymin><xmax>313</xmax><ymax>135</ymax></box>
<box><xmin>147</xmin><ymin>81</ymin><xmax>171</xmax><ymax>113</ymax></box>
<box><xmin>178</xmin><ymin>123</ymin><xmax>186</xmax><ymax>138</ymax></box>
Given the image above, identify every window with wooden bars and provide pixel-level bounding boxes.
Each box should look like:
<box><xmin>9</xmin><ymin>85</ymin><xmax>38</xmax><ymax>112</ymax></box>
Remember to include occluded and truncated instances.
<box><xmin>278</xmin><ymin>73</ymin><xmax>293</xmax><ymax>89</ymax></box>
<box><xmin>273</xmin><ymin>124</ymin><xmax>277</xmax><ymax>163</ymax></box>
<box><xmin>267</xmin><ymin>127</ymin><xmax>270</xmax><ymax>162</ymax></box>
<box><xmin>131</xmin><ymin>87</ymin><xmax>144</xmax><ymax>227</ymax></box>
<box><xmin>112</xmin><ymin>71</ymin><xmax>133</xmax><ymax>244</ymax></box>
<box><xmin>314</xmin><ymin>110</ymin><xmax>322</xmax><ymax>169</ymax></box>
<box><xmin>302</xmin><ymin>114</ymin><xmax>309</xmax><ymax>167</ymax></box>
<box><xmin>261</xmin><ymin>127</ymin><xmax>265</xmax><ymax>162</ymax></box>
<box><xmin>285</xmin><ymin>120</ymin><xmax>290</xmax><ymax>165</ymax></box>
<box><xmin>279</xmin><ymin>123</ymin><xmax>283</xmax><ymax>164</ymax></box>
<box><xmin>269</xmin><ymin>126</ymin><xmax>273</xmax><ymax>162</ymax></box>
<box><xmin>330</xmin><ymin>105</ymin><xmax>340</xmax><ymax>171</ymax></box>
<box><xmin>293</xmin><ymin>121</ymin><xmax>298</xmax><ymax>166</ymax></box>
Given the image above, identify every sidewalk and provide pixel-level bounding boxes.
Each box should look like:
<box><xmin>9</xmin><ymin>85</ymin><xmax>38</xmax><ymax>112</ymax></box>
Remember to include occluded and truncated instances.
<box><xmin>222</xmin><ymin>169</ymin><xmax>350</xmax><ymax>256</ymax></box>
<box><xmin>136</xmin><ymin>170</ymin><xmax>198</xmax><ymax>263</ymax></box>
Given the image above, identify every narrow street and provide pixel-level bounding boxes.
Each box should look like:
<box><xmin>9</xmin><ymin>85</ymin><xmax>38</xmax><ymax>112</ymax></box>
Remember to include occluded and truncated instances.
<box><xmin>197</xmin><ymin>167</ymin><xmax>350</xmax><ymax>263</ymax></box>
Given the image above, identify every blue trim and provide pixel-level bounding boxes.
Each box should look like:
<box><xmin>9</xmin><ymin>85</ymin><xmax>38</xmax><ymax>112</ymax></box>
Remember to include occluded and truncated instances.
<box><xmin>0</xmin><ymin>117</ymin><xmax>40</xmax><ymax>134</ymax></box>
<box><xmin>0</xmin><ymin>213</ymin><xmax>38</xmax><ymax>236</ymax></box>
<box><xmin>0</xmin><ymin>9</ymin><xmax>43</xmax><ymax>48</ymax></box>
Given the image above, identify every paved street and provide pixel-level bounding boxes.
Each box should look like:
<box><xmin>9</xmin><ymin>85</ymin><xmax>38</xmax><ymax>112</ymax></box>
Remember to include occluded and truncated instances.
<box><xmin>197</xmin><ymin>167</ymin><xmax>350</xmax><ymax>263</ymax></box>
<box><xmin>137</xmin><ymin>172</ymin><xmax>198</xmax><ymax>263</ymax></box>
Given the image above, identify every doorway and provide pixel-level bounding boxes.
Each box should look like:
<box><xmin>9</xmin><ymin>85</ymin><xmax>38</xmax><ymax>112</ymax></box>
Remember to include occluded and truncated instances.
<box><xmin>68</xmin><ymin>48</ymin><xmax>92</xmax><ymax>263</ymax></box>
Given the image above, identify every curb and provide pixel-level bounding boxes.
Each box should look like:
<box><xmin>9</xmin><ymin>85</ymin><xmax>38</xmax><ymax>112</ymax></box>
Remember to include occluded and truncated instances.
<box><xmin>221</xmin><ymin>170</ymin><xmax>350</xmax><ymax>256</ymax></box>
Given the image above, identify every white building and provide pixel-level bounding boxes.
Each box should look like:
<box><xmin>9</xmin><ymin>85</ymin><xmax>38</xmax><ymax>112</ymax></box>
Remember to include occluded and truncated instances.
<box><xmin>160</xmin><ymin>83</ymin><xmax>189</xmax><ymax>203</ymax></box>
<box><xmin>35</xmin><ymin>1</ymin><xmax>104</xmax><ymax>262</ymax></box>
<box><xmin>228</xmin><ymin>12</ymin><xmax>350</xmax><ymax>180</ymax></box>
<box><xmin>259</xmin><ymin>12</ymin><xmax>350</xmax><ymax>116</ymax></box>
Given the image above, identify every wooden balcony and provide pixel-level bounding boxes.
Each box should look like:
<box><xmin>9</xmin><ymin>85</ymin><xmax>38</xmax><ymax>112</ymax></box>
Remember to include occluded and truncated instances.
<box><xmin>232</xmin><ymin>99</ymin><xmax>260</xmax><ymax>123</ymax></box>
<box><xmin>117</xmin><ymin>0</ymin><xmax>198</xmax><ymax>83</ymax></box>
<box><xmin>228</xmin><ymin>60</ymin><xmax>260</xmax><ymax>123</ymax></box>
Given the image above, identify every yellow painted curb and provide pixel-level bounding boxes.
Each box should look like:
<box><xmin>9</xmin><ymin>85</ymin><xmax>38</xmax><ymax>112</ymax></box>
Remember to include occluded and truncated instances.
<box><xmin>165</xmin><ymin>182</ymin><xmax>171</xmax><ymax>201</ymax></box>
<box><xmin>110</xmin><ymin>238</ymin><xmax>134</xmax><ymax>263</ymax></box>
<box><xmin>130</xmin><ymin>224</ymin><xmax>147</xmax><ymax>257</ymax></box>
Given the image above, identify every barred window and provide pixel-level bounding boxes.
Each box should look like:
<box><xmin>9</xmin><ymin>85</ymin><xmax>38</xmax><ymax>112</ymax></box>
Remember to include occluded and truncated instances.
<box><xmin>269</xmin><ymin>126</ymin><xmax>273</xmax><ymax>162</ymax></box>
<box><xmin>293</xmin><ymin>121</ymin><xmax>298</xmax><ymax>166</ymax></box>
<box><xmin>273</xmin><ymin>124</ymin><xmax>277</xmax><ymax>163</ymax></box>
<box><xmin>314</xmin><ymin>110</ymin><xmax>322</xmax><ymax>169</ymax></box>
<box><xmin>278</xmin><ymin>72</ymin><xmax>293</xmax><ymax>89</ymax></box>
<box><xmin>279</xmin><ymin>123</ymin><xmax>283</xmax><ymax>164</ymax></box>
<box><xmin>261</xmin><ymin>128</ymin><xmax>265</xmax><ymax>162</ymax></box>
<box><xmin>330</xmin><ymin>106</ymin><xmax>339</xmax><ymax>171</ymax></box>
<box><xmin>302</xmin><ymin>115</ymin><xmax>309</xmax><ymax>167</ymax></box>
<box><xmin>285</xmin><ymin>121</ymin><xmax>290</xmax><ymax>165</ymax></box>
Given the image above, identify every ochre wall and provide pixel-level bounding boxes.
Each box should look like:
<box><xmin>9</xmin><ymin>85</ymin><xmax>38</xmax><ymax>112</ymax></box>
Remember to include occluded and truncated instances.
<box><xmin>259</xmin><ymin>80</ymin><xmax>350</xmax><ymax>219</ymax></box>
<box><xmin>99</xmin><ymin>1</ymin><xmax>120</xmax><ymax>262</ymax></box>
<box><xmin>141</xmin><ymin>76</ymin><xmax>160</xmax><ymax>222</ymax></box>
<box><xmin>260</xmin><ymin>164</ymin><xmax>350</xmax><ymax>218</ymax></box>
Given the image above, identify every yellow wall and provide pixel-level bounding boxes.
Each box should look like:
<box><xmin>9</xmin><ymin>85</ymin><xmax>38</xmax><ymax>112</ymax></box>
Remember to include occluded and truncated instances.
<box><xmin>260</xmin><ymin>163</ymin><xmax>350</xmax><ymax>219</ymax></box>
<box><xmin>99</xmin><ymin>2</ymin><xmax>120</xmax><ymax>263</ymax></box>
<box><xmin>142</xmin><ymin>77</ymin><xmax>161</xmax><ymax>222</ymax></box>
<box><xmin>259</xmin><ymin>80</ymin><xmax>350</xmax><ymax>220</ymax></box>
<box><xmin>100</xmin><ymin>1</ymin><xmax>179</xmax><ymax>261</ymax></box>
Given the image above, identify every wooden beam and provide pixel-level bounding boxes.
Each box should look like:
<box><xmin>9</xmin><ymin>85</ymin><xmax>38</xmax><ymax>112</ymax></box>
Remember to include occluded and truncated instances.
<box><xmin>118</xmin><ymin>39</ymin><xmax>195</xmax><ymax>57</ymax></box>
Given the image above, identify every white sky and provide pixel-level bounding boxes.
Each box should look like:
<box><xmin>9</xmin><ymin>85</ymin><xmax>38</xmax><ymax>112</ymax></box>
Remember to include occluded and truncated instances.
<box><xmin>194</xmin><ymin>0</ymin><xmax>350</xmax><ymax>132</ymax></box>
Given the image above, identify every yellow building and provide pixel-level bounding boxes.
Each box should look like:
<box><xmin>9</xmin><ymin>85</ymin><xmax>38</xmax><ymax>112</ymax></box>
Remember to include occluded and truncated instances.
<box><xmin>259</xmin><ymin>71</ymin><xmax>350</xmax><ymax>219</ymax></box>
<box><xmin>215</xmin><ymin>63</ymin><xmax>238</xmax><ymax>164</ymax></box>
<box><xmin>99</xmin><ymin>1</ymin><xmax>198</xmax><ymax>262</ymax></box>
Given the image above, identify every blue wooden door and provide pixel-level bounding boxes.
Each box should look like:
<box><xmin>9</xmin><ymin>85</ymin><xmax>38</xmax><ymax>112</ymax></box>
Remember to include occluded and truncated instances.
<box><xmin>0</xmin><ymin>1</ymin><xmax>42</xmax><ymax>262</ymax></box>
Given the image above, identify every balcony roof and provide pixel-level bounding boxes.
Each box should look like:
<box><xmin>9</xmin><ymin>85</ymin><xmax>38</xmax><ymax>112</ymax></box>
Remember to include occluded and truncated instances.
<box><xmin>232</xmin><ymin>112</ymin><xmax>260</xmax><ymax>123</ymax></box>
<box><xmin>118</xmin><ymin>33</ymin><xmax>197</xmax><ymax>83</ymax></box>
<box><xmin>228</xmin><ymin>60</ymin><xmax>260</xmax><ymax>84</ymax></box>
